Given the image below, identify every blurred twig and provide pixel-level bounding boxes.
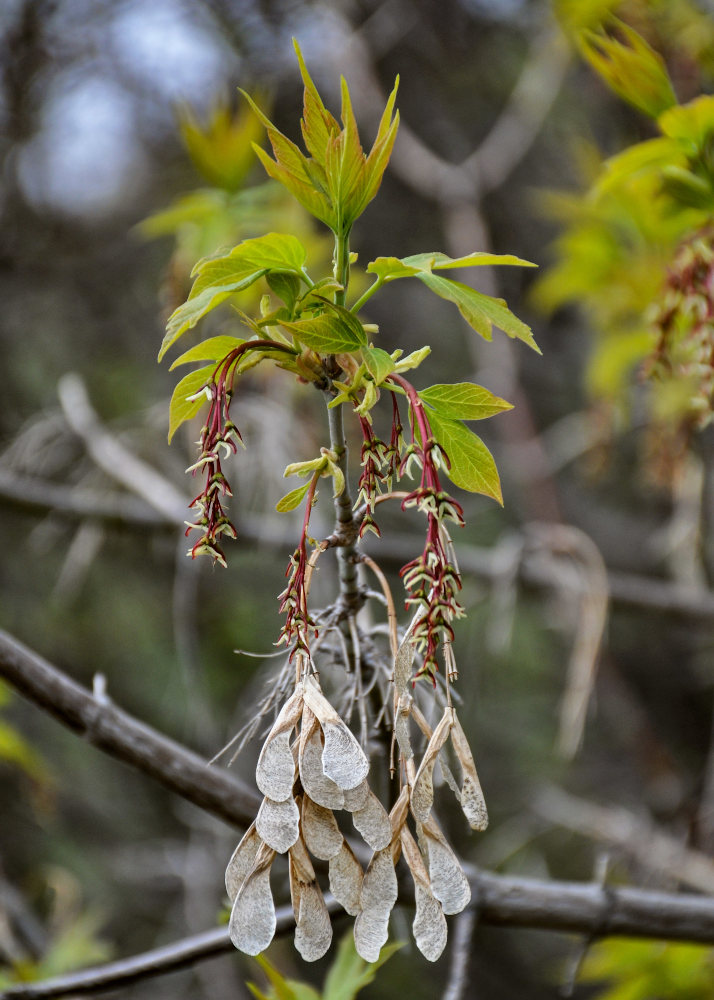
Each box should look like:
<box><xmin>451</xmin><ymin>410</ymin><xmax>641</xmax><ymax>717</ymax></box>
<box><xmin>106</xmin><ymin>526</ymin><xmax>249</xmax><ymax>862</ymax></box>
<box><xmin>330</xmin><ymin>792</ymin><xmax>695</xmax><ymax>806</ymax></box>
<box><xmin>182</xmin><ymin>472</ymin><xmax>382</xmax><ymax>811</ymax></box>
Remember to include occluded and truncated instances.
<box><xmin>0</xmin><ymin>629</ymin><xmax>260</xmax><ymax>829</ymax></box>
<box><xmin>533</xmin><ymin>785</ymin><xmax>714</xmax><ymax>893</ymax></box>
<box><xmin>7</xmin><ymin>869</ymin><xmax>714</xmax><ymax>998</ymax></box>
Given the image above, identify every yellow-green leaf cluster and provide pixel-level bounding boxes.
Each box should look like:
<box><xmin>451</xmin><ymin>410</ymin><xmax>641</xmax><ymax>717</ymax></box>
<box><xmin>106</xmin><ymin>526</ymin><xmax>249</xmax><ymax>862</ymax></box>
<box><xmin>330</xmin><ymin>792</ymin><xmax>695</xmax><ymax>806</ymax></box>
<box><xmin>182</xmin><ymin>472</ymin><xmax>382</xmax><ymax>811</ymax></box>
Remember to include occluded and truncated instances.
<box><xmin>243</xmin><ymin>40</ymin><xmax>399</xmax><ymax>236</ymax></box>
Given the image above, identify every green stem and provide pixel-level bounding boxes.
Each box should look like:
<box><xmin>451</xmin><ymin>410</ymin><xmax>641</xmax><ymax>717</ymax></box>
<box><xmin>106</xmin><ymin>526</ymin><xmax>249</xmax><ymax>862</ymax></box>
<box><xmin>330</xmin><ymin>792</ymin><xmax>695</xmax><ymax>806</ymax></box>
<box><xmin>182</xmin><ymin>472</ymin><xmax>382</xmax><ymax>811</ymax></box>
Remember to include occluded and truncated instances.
<box><xmin>350</xmin><ymin>276</ymin><xmax>384</xmax><ymax>314</ymax></box>
<box><xmin>333</xmin><ymin>228</ymin><xmax>351</xmax><ymax>307</ymax></box>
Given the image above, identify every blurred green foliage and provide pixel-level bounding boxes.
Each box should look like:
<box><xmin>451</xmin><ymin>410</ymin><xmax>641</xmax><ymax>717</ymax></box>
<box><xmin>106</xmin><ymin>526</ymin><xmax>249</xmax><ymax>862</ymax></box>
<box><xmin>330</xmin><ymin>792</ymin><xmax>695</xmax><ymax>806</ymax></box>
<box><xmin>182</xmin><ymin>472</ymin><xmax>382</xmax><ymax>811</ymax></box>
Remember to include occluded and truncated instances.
<box><xmin>579</xmin><ymin>939</ymin><xmax>714</xmax><ymax>999</ymax></box>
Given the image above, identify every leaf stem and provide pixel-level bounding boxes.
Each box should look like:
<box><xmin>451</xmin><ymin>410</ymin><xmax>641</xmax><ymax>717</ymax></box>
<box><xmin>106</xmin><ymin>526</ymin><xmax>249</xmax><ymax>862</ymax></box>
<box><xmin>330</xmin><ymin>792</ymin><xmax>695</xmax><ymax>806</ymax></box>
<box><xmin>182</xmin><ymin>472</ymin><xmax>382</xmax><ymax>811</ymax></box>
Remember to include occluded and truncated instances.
<box><xmin>350</xmin><ymin>276</ymin><xmax>384</xmax><ymax>314</ymax></box>
<box><xmin>326</xmin><ymin>400</ymin><xmax>360</xmax><ymax>614</ymax></box>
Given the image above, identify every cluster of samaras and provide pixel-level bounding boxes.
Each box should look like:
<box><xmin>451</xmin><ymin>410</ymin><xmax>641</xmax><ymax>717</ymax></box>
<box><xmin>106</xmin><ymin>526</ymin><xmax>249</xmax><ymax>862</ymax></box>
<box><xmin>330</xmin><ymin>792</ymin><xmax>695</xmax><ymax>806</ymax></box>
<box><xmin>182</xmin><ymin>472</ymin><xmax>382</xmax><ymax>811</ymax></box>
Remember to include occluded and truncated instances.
<box><xmin>225</xmin><ymin>652</ymin><xmax>487</xmax><ymax>963</ymax></box>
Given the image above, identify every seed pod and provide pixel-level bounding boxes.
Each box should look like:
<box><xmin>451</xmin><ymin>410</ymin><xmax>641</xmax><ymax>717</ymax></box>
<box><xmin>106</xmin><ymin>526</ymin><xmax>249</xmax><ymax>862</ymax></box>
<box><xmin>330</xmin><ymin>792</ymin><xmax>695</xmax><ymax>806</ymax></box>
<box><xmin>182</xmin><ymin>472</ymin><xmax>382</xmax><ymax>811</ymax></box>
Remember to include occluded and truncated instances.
<box><xmin>303</xmin><ymin>677</ymin><xmax>369</xmax><ymax>790</ymax></box>
<box><xmin>225</xmin><ymin>821</ymin><xmax>261</xmax><ymax>902</ymax></box>
<box><xmin>411</xmin><ymin>708</ymin><xmax>453</xmax><ymax>824</ymax></box>
<box><xmin>289</xmin><ymin>833</ymin><xmax>333</xmax><ymax>962</ymax></box>
<box><xmin>420</xmin><ymin>815</ymin><xmax>471</xmax><ymax>915</ymax></box>
<box><xmin>450</xmin><ymin>710</ymin><xmax>488</xmax><ymax>831</ymax></box>
<box><xmin>401</xmin><ymin>827</ymin><xmax>447</xmax><ymax>962</ymax></box>
<box><xmin>351</xmin><ymin>788</ymin><xmax>392</xmax><ymax>851</ymax></box>
<box><xmin>301</xmin><ymin>795</ymin><xmax>343</xmax><ymax>861</ymax></box>
<box><xmin>342</xmin><ymin>779</ymin><xmax>370</xmax><ymax>811</ymax></box>
<box><xmin>299</xmin><ymin>709</ymin><xmax>345</xmax><ymax>809</ymax></box>
<box><xmin>229</xmin><ymin>844</ymin><xmax>276</xmax><ymax>955</ymax></box>
<box><xmin>329</xmin><ymin>840</ymin><xmax>363</xmax><ymax>917</ymax></box>
<box><xmin>255</xmin><ymin>688</ymin><xmax>302</xmax><ymax>801</ymax></box>
<box><xmin>256</xmin><ymin>795</ymin><xmax>300</xmax><ymax>854</ymax></box>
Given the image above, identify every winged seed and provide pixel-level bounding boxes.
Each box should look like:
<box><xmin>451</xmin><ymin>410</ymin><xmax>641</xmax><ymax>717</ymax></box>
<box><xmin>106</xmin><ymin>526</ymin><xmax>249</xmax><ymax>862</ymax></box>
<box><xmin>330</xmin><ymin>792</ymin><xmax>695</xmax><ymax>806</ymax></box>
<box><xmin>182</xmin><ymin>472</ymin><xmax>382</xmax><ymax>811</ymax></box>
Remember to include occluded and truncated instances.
<box><xmin>299</xmin><ymin>716</ymin><xmax>345</xmax><ymax>809</ymax></box>
<box><xmin>225</xmin><ymin>822</ymin><xmax>261</xmax><ymax>902</ymax></box>
<box><xmin>411</xmin><ymin>708</ymin><xmax>453</xmax><ymax>824</ymax></box>
<box><xmin>321</xmin><ymin>720</ymin><xmax>369</xmax><ymax>790</ymax></box>
<box><xmin>256</xmin><ymin>795</ymin><xmax>300</xmax><ymax>854</ymax></box>
<box><xmin>450</xmin><ymin>710</ymin><xmax>488</xmax><ymax>831</ymax></box>
<box><xmin>342</xmin><ymin>779</ymin><xmax>370</xmax><ymax>811</ymax></box>
<box><xmin>353</xmin><ymin>908</ymin><xmax>390</xmax><ymax>963</ymax></box>
<box><xmin>301</xmin><ymin>796</ymin><xmax>343</xmax><ymax>860</ymax></box>
<box><xmin>360</xmin><ymin>847</ymin><xmax>398</xmax><ymax>913</ymax></box>
<box><xmin>328</xmin><ymin>841</ymin><xmax>363</xmax><ymax>916</ymax></box>
<box><xmin>421</xmin><ymin>819</ymin><xmax>471</xmax><ymax>915</ymax></box>
<box><xmin>229</xmin><ymin>860</ymin><xmax>276</xmax><ymax>955</ymax></box>
<box><xmin>351</xmin><ymin>789</ymin><xmax>392</xmax><ymax>851</ymax></box>
<box><xmin>400</xmin><ymin>827</ymin><xmax>447</xmax><ymax>961</ymax></box>
<box><xmin>255</xmin><ymin>688</ymin><xmax>302</xmax><ymax>801</ymax></box>
<box><xmin>302</xmin><ymin>677</ymin><xmax>369</xmax><ymax>790</ymax></box>
<box><xmin>294</xmin><ymin>882</ymin><xmax>333</xmax><ymax>961</ymax></box>
<box><xmin>393</xmin><ymin>634</ymin><xmax>416</xmax><ymax>696</ymax></box>
<box><xmin>413</xmin><ymin>883</ymin><xmax>448</xmax><ymax>962</ymax></box>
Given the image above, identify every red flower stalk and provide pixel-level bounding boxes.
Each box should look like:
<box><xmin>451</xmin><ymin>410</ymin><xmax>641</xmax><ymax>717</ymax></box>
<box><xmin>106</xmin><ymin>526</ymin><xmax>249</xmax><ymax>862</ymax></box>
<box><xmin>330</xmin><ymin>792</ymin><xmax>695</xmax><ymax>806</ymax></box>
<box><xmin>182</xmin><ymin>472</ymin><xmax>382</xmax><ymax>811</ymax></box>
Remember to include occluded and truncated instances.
<box><xmin>388</xmin><ymin>374</ymin><xmax>465</xmax><ymax>681</ymax></box>
<box><xmin>184</xmin><ymin>340</ymin><xmax>298</xmax><ymax>567</ymax></box>
<box><xmin>277</xmin><ymin>471</ymin><xmax>320</xmax><ymax>660</ymax></box>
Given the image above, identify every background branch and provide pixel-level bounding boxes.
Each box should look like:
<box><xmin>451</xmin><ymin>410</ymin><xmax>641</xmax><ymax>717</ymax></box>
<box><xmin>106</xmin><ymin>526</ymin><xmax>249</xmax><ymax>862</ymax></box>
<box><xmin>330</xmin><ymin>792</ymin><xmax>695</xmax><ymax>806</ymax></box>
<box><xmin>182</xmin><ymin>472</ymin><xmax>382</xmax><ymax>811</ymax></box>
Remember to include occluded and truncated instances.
<box><xmin>0</xmin><ymin>630</ymin><xmax>260</xmax><ymax>829</ymax></box>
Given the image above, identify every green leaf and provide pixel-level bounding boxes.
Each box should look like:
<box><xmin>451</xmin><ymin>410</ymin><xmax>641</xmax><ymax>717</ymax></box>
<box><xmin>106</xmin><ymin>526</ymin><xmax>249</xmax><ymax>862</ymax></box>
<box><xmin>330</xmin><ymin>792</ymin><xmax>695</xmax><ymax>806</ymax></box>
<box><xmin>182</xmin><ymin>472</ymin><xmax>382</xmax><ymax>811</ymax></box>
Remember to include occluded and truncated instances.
<box><xmin>367</xmin><ymin>249</ymin><xmax>536</xmax><ymax>281</ymax></box>
<box><xmin>275</xmin><ymin>481</ymin><xmax>312</xmax><ymax>512</ymax></box>
<box><xmin>266</xmin><ymin>271</ymin><xmax>302</xmax><ymax>312</ymax></box>
<box><xmin>159</xmin><ymin>233</ymin><xmax>308</xmax><ymax>360</ymax></box>
<box><xmin>282</xmin><ymin>312</ymin><xmax>365</xmax><ymax>354</ymax></box>
<box><xmin>361</xmin><ymin>346</ymin><xmax>396</xmax><ymax>384</ymax></box>
<box><xmin>426</xmin><ymin>409</ymin><xmax>503</xmax><ymax>502</ymax></box>
<box><xmin>168</xmin><ymin>365</ymin><xmax>214</xmax><ymax>443</ymax></box>
<box><xmin>0</xmin><ymin>719</ymin><xmax>47</xmax><ymax>782</ymax></box>
<box><xmin>417</xmin><ymin>272</ymin><xmax>540</xmax><ymax>352</ymax></box>
<box><xmin>578</xmin><ymin>18</ymin><xmax>677</xmax><ymax>119</ymax></box>
<box><xmin>251</xmin><ymin>955</ymin><xmax>321</xmax><ymax>1000</ymax></box>
<box><xmin>294</xmin><ymin>39</ymin><xmax>340</xmax><ymax>168</ymax></box>
<box><xmin>419</xmin><ymin>382</ymin><xmax>513</xmax><ymax>420</ymax></box>
<box><xmin>404</xmin><ymin>250</ymin><xmax>537</xmax><ymax>271</ymax></box>
<box><xmin>170</xmin><ymin>336</ymin><xmax>245</xmax><ymax>370</ymax></box>
<box><xmin>659</xmin><ymin>94</ymin><xmax>714</xmax><ymax>148</ymax></box>
<box><xmin>323</xmin><ymin>933</ymin><xmax>403</xmax><ymax>1000</ymax></box>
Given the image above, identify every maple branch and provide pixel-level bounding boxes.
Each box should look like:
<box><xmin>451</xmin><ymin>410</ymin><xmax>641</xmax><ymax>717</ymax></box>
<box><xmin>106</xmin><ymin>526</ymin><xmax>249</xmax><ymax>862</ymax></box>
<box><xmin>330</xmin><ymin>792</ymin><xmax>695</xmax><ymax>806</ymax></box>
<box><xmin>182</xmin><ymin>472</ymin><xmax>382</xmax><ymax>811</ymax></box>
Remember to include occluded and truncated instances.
<box><xmin>5</xmin><ymin>873</ymin><xmax>714</xmax><ymax>998</ymax></box>
<box><xmin>0</xmin><ymin>630</ymin><xmax>260</xmax><ymax>829</ymax></box>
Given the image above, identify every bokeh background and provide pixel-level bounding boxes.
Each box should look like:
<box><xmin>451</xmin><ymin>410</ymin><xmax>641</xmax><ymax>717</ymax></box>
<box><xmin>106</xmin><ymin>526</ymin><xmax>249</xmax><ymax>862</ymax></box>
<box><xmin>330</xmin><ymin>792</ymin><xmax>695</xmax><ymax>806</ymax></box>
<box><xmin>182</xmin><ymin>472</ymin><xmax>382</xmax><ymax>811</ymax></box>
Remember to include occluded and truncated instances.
<box><xmin>2</xmin><ymin>0</ymin><xmax>714</xmax><ymax>997</ymax></box>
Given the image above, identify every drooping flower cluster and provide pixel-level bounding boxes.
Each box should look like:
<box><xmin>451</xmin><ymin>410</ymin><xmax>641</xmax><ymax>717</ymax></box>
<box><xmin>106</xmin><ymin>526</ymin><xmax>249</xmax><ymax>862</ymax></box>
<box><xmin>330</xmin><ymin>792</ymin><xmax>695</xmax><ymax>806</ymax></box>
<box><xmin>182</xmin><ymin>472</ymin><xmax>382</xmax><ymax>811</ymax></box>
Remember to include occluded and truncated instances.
<box><xmin>184</xmin><ymin>350</ymin><xmax>244</xmax><ymax>567</ymax></box>
<box><xmin>226</xmin><ymin>661</ymin><xmax>487</xmax><ymax>964</ymax></box>
<box><xmin>277</xmin><ymin>475</ymin><xmax>320</xmax><ymax>660</ymax></box>
<box><xmin>647</xmin><ymin>227</ymin><xmax>714</xmax><ymax>427</ymax></box>
<box><xmin>389</xmin><ymin>377</ymin><xmax>465</xmax><ymax>682</ymax></box>
<box><xmin>355</xmin><ymin>395</ymin><xmax>404</xmax><ymax>538</ymax></box>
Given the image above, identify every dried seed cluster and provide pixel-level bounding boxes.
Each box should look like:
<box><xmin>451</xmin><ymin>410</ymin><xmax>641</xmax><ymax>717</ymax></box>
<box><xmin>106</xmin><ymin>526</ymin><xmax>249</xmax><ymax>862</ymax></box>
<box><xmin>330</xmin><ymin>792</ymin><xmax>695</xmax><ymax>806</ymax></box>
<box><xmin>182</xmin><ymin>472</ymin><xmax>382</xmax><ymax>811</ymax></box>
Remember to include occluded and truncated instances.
<box><xmin>226</xmin><ymin>658</ymin><xmax>487</xmax><ymax>963</ymax></box>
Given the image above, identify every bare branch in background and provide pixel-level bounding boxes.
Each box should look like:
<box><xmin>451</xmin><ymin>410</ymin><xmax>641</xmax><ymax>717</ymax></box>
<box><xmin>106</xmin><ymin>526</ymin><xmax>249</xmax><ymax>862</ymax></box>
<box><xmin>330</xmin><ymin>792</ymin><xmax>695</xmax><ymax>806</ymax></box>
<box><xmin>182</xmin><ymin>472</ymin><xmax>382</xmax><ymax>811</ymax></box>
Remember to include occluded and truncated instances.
<box><xmin>0</xmin><ymin>629</ymin><xmax>260</xmax><ymax>829</ymax></box>
<box><xmin>533</xmin><ymin>785</ymin><xmax>714</xmax><ymax>894</ymax></box>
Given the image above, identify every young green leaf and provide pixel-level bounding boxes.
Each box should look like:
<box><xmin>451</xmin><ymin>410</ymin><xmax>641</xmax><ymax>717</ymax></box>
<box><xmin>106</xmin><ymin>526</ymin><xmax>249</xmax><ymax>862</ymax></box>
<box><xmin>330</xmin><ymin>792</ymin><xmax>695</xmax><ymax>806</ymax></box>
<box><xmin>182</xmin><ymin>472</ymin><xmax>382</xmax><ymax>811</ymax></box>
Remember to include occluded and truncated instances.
<box><xmin>427</xmin><ymin>408</ymin><xmax>503</xmax><ymax>503</ymax></box>
<box><xmin>419</xmin><ymin>382</ymin><xmax>513</xmax><ymax>420</ymax></box>
<box><xmin>160</xmin><ymin>233</ymin><xmax>308</xmax><ymax>360</ymax></box>
<box><xmin>417</xmin><ymin>272</ymin><xmax>541</xmax><ymax>352</ymax></box>
<box><xmin>266</xmin><ymin>271</ymin><xmax>302</xmax><ymax>312</ymax></box>
<box><xmin>361</xmin><ymin>346</ymin><xmax>396</xmax><ymax>385</ymax></box>
<box><xmin>168</xmin><ymin>365</ymin><xmax>215</xmax><ymax>443</ymax></box>
<box><xmin>275</xmin><ymin>481</ymin><xmax>313</xmax><ymax>513</ymax></box>
<box><xmin>322</xmin><ymin>932</ymin><xmax>402</xmax><ymax>1000</ymax></box>
<box><xmin>282</xmin><ymin>313</ymin><xmax>366</xmax><ymax>354</ymax></box>
<box><xmin>578</xmin><ymin>18</ymin><xmax>677</xmax><ymax>119</ymax></box>
<box><xmin>169</xmin><ymin>336</ymin><xmax>246</xmax><ymax>370</ymax></box>
<box><xmin>367</xmin><ymin>249</ymin><xmax>535</xmax><ymax>281</ymax></box>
